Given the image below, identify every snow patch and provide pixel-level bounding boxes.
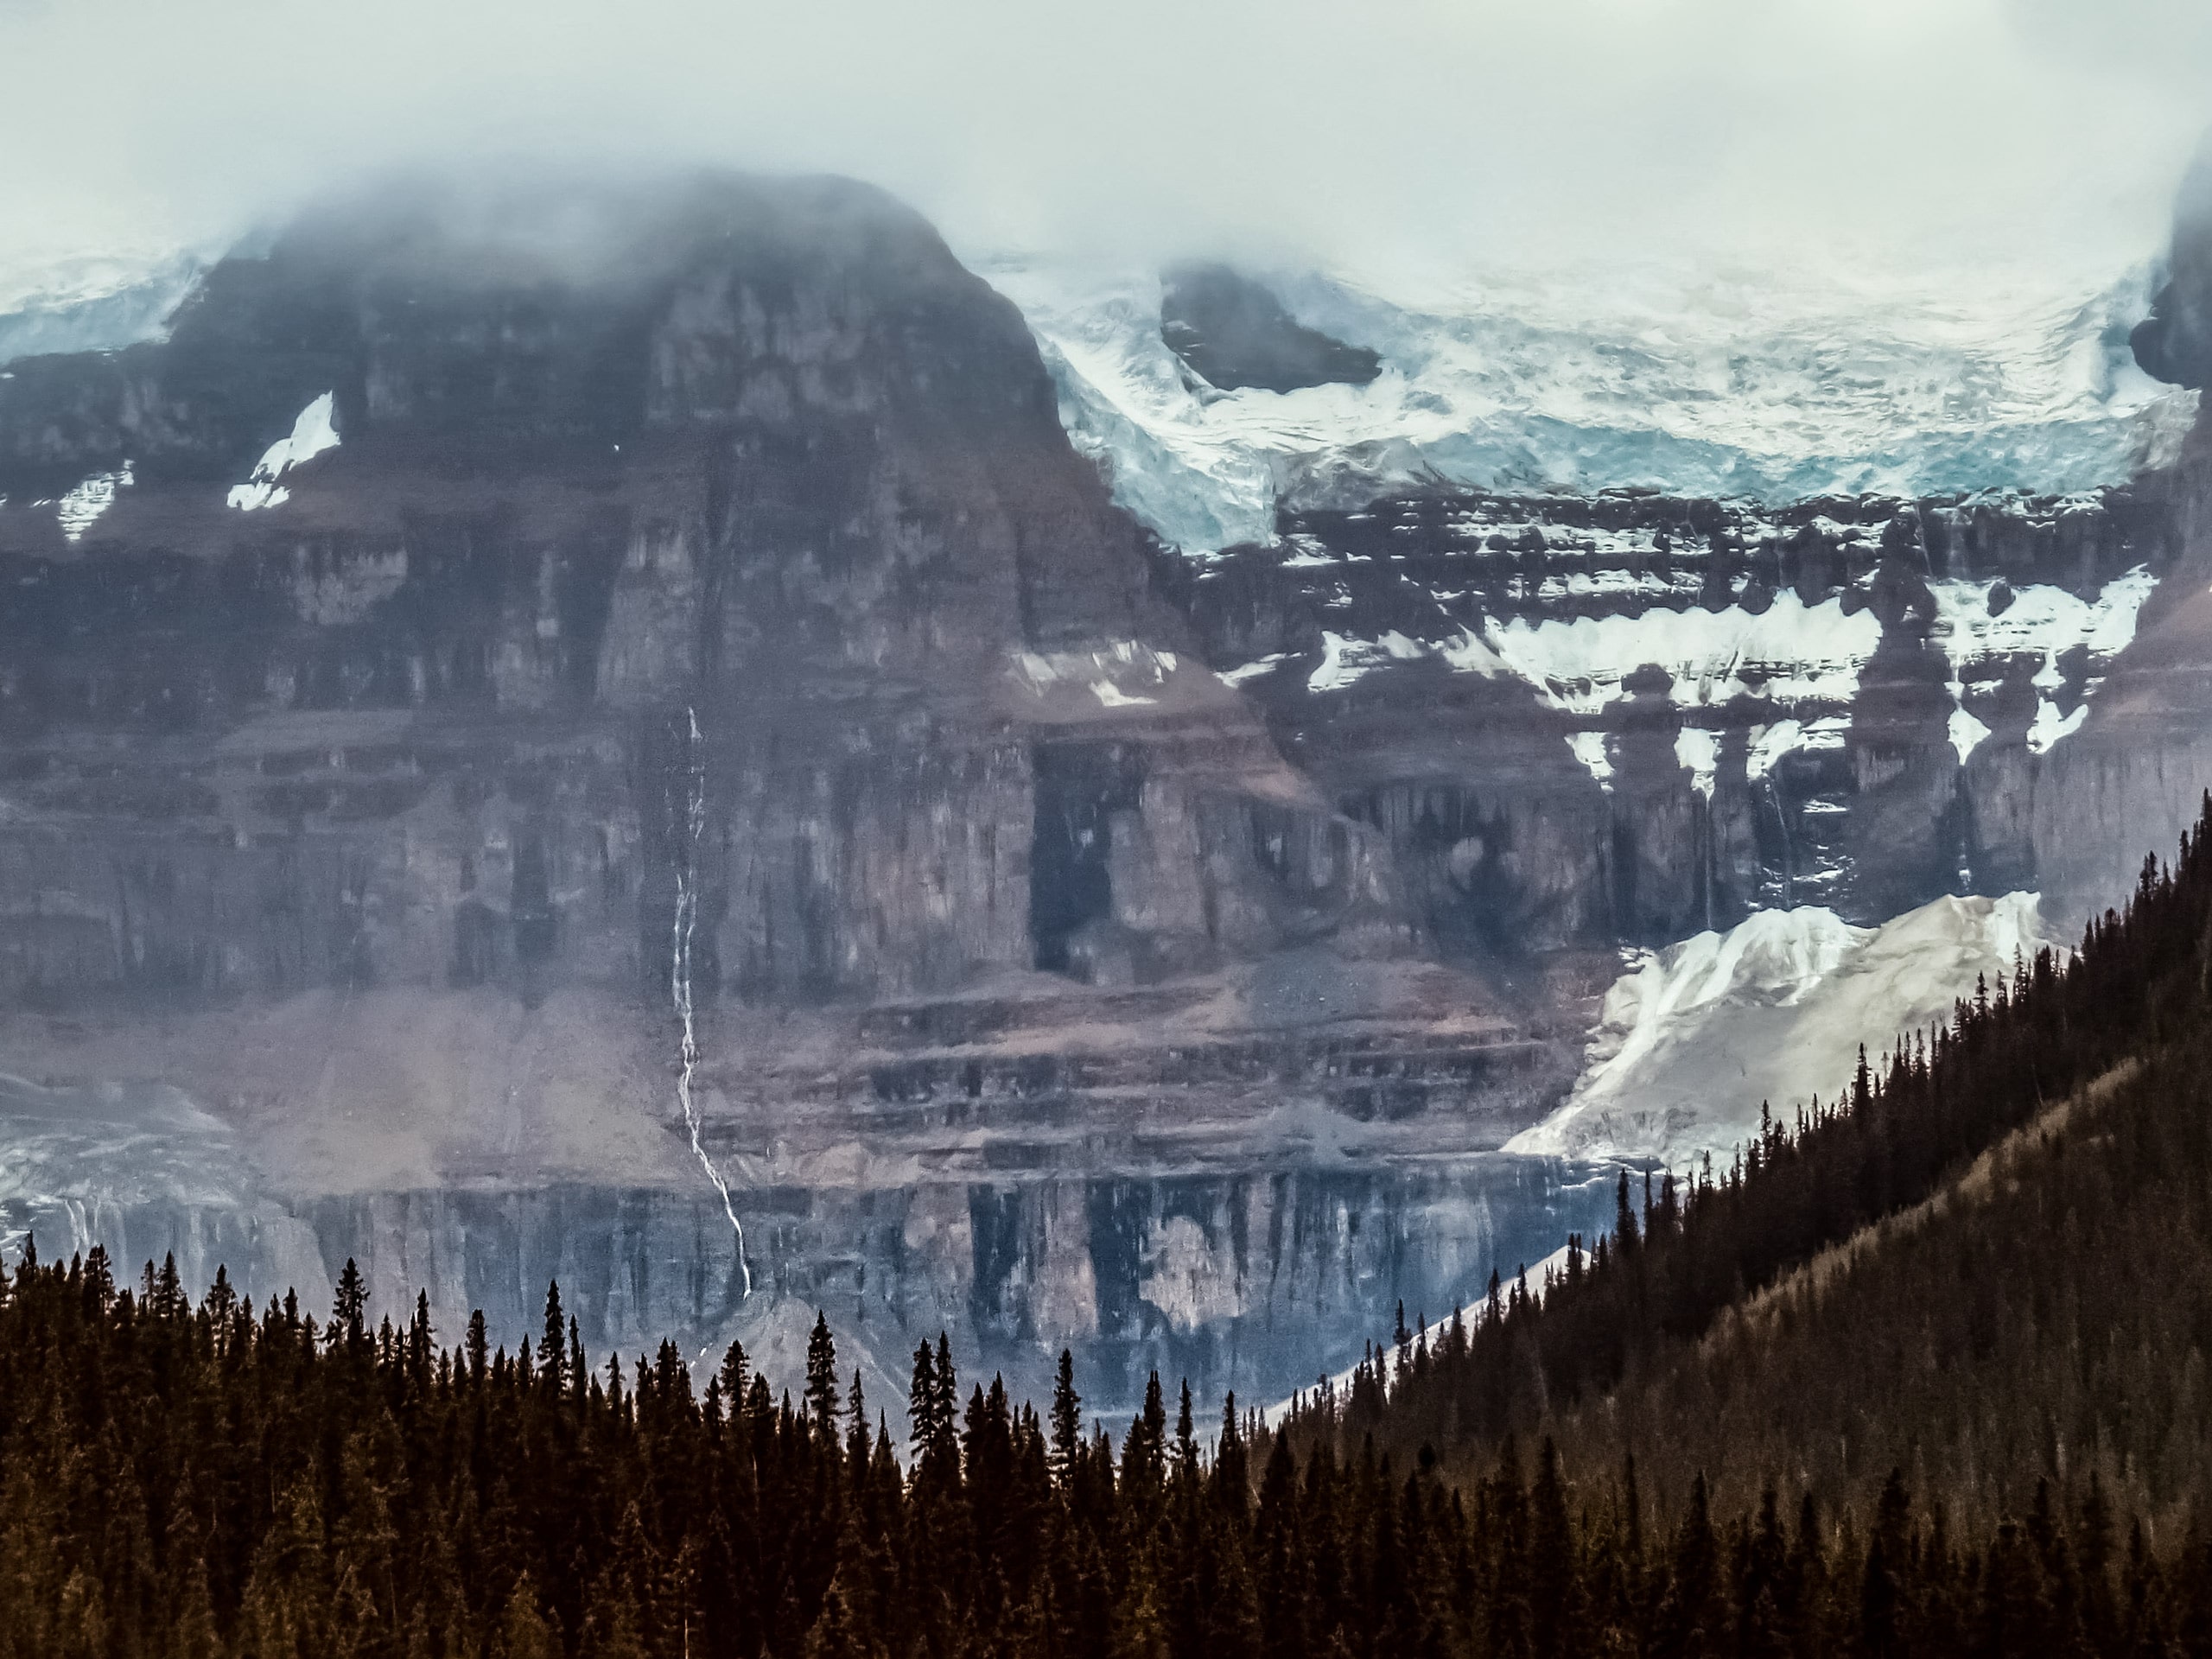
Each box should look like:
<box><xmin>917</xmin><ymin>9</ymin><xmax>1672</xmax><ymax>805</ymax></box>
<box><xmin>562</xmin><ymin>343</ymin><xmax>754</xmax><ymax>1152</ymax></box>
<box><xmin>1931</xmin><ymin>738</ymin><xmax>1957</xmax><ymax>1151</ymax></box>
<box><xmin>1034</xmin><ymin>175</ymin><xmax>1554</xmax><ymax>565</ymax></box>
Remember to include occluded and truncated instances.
<box><xmin>1928</xmin><ymin>565</ymin><xmax>2154</xmax><ymax>759</ymax></box>
<box><xmin>1675</xmin><ymin>727</ymin><xmax>1719</xmax><ymax>799</ymax></box>
<box><xmin>1014</xmin><ymin>639</ymin><xmax>1180</xmax><ymax>705</ymax></box>
<box><xmin>56</xmin><ymin>463</ymin><xmax>130</xmax><ymax>543</ymax></box>
<box><xmin>227</xmin><ymin>392</ymin><xmax>340</xmax><ymax>512</ymax></box>
<box><xmin>1483</xmin><ymin>594</ymin><xmax>1881</xmax><ymax>719</ymax></box>
<box><xmin>2026</xmin><ymin>697</ymin><xmax>2088</xmax><ymax>754</ymax></box>
<box><xmin>1091</xmin><ymin>681</ymin><xmax>1155</xmax><ymax>709</ymax></box>
<box><xmin>1507</xmin><ymin>891</ymin><xmax>2055</xmax><ymax>1168</ymax></box>
<box><xmin>1567</xmin><ymin>731</ymin><xmax>1615</xmax><ymax>791</ymax></box>
<box><xmin>1948</xmin><ymin>705</ymin><xmax>1993</xmax><ymax>763</ymax></box>
<box><xmin>1307</xmin><ymin>631</ymin><xmax>1410</xmax><ymax>691</ymax></box>
<box><xmin>1216</xmin><ymin>653</ymin><xmax>1287</xmax><ymax>686</ymax></box>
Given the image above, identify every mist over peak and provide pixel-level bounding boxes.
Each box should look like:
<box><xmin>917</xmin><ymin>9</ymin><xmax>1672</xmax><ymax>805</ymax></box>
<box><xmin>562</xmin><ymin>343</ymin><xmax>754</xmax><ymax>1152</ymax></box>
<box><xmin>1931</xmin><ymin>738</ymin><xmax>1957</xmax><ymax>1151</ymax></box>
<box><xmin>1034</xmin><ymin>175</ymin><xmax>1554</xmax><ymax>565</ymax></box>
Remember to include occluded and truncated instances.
<box><xmin>3</xmin><ymin>0</ymin><xmax>2207</xmax><ymax>296</ymax></box>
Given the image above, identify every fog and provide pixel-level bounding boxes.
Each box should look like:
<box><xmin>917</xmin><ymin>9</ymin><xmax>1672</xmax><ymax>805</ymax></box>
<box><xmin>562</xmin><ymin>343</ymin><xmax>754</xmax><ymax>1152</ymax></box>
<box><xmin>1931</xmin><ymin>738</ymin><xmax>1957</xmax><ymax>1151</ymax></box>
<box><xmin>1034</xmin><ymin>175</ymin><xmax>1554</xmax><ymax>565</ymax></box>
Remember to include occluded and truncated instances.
<box><xmin>1</xmin><ymin>0</ymin><xmax>2209</xmax><ymax>285</ymax></box>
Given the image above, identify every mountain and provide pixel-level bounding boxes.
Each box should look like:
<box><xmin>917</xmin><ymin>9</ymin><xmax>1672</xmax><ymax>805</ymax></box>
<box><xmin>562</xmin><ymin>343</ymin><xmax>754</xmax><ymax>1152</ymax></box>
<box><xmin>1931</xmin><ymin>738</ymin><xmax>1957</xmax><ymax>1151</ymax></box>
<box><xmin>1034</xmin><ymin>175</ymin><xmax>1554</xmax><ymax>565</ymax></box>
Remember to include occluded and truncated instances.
<box><xmin>8</xmin><ymin>163</ymin><xmax>2212</xmax><ymax>1415</ymax></box>
<box><xmin>0</xmin><ymin>170</ymin><xmax>1592</xmax><ymax>1413</ymax></box>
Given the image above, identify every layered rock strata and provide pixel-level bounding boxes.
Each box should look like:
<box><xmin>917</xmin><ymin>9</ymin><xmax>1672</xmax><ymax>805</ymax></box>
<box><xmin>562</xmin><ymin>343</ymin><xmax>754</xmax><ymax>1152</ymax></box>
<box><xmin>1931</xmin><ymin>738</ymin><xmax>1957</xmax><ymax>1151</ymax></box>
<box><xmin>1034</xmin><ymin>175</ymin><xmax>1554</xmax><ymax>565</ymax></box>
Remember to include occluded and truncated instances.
<box><xmin>1160</xmin><ymin>478</ymin><xmax>2191</xmax><ymax>947</ymax></box>
<box><xmin>0</xmin><ymin>173</ymin><xmax>1582</xmax><ymax>1408</ymax></box>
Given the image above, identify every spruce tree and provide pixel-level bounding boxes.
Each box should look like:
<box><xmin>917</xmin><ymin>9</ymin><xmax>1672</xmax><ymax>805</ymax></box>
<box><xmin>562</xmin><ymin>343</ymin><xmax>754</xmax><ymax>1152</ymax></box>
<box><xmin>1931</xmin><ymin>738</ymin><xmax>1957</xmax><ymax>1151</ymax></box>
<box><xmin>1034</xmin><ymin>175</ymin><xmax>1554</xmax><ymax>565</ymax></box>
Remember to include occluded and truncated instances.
<box><xmin>537</xmin><ymin>1280</ymin><xmax>567</xmax><ymax>1394</ymax></box>
<box><xmin>1049</xmin><ymin>1350</ymin><xmax>1083</xmax><ymax>1489</ymax></box>
<box><xmin>805</xmin><ymin>1311</ymin><xmax>841</xmax><ymax>1444</ymax></box>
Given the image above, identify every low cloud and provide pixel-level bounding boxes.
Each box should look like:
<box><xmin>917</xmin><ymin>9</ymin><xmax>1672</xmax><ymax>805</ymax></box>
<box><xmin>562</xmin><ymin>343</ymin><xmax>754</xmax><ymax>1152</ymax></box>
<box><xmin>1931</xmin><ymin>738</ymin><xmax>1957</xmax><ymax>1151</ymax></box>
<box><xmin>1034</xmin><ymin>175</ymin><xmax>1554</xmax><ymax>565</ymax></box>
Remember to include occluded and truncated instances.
<box><xmin>1</xmin><ymin>0</ymin><xmax>2207</xmax><ymax>283</ymax></box>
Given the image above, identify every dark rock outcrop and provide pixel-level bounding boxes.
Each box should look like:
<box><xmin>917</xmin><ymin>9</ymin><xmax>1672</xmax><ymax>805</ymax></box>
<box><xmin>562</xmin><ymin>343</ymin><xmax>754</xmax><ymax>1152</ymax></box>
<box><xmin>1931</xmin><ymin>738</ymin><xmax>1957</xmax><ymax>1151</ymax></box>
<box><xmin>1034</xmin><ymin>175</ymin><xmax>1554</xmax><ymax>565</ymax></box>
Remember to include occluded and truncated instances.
<box><xmin>2134</xmin><ymin>136</ymin><xmax>2212</xmax><ymax>388</ymax></box>
<box><xmin>1159</xmin><ymin>262</ymin><xmax>1382</xmax><ymax>394</ymax></box>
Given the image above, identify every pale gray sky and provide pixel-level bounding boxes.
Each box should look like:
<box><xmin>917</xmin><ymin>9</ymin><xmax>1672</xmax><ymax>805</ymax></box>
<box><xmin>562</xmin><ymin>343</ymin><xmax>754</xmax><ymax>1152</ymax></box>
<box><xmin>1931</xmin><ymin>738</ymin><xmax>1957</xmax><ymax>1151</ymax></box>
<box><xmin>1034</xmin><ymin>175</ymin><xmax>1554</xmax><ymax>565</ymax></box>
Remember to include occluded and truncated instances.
<box><xmin>0</xmin><ymin>0</ymin><xmax>2207</xmax><ymax>281</ymax></box>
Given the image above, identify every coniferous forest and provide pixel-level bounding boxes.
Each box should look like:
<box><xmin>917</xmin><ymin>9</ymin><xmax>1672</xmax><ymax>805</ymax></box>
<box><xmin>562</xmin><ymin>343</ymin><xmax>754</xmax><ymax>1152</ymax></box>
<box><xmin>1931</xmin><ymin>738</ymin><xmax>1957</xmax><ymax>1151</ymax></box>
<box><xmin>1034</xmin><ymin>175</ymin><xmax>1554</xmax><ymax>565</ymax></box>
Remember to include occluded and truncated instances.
<box><xmin>10</xmin><ymin>809</ymin><xmax>2212</xmax><ymax>1656</ymax></box>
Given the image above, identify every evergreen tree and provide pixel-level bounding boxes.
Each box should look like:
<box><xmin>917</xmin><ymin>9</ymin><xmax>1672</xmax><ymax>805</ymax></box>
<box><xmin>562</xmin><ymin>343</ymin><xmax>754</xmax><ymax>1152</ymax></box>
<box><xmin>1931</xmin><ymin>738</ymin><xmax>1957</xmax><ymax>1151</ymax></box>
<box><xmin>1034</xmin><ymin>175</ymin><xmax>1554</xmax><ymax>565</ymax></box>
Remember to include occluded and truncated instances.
<box><xmin>538</xmin><ymin>1279</ymin><xmax>568</xmax><ymax>1394</ymax></box>
<box><xmin>1050</xmin><ymin>1350</ymin><xmax>1083</xmax><ymax>1489</ymax></box>
<box><xmin>805</xmin><ymin>1311</ymin><xmax>841</xmax><ymax>1444</ymax></box>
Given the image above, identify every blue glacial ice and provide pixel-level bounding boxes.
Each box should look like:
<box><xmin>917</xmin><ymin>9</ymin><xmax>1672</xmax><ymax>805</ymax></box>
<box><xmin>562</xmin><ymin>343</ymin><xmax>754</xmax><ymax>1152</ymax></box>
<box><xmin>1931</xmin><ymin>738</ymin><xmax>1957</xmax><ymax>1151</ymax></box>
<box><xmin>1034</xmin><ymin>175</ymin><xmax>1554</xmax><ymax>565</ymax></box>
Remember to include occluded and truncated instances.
<box><xmin>982</xmin><ymin>256</ymin><xmax>2200</xmax><ymax>554</ymax></box>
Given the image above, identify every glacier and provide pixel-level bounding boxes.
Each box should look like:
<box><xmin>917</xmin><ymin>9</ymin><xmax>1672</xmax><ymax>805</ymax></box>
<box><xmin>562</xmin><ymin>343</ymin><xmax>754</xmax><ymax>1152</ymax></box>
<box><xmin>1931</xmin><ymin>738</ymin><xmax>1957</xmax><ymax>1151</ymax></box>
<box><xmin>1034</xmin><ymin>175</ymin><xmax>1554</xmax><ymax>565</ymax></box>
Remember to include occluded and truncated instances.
<box><xmin>983</xmin><ymin>257</ymin><xmax>2199</xmax><ymax>556</ymax></box>
<box><xmin>1505</xmin><ymin>892</ymin><xmax>2055</xmax><ymax>1171</ymax></box>
<box><xmin>0</xmin><ymin>252</ymin><xmax>203</xmax><ymax>366</ymax></box>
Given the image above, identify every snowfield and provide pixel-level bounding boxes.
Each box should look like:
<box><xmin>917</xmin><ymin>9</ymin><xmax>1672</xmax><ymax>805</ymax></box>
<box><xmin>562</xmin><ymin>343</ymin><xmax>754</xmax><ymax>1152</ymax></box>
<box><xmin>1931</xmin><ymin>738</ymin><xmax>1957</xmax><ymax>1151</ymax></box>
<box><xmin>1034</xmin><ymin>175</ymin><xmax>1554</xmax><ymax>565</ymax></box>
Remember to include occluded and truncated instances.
<box><xmin>1507</xmin><ymin>892</ymin><xmax>2055</xmax><ymax>1170</ymax></box>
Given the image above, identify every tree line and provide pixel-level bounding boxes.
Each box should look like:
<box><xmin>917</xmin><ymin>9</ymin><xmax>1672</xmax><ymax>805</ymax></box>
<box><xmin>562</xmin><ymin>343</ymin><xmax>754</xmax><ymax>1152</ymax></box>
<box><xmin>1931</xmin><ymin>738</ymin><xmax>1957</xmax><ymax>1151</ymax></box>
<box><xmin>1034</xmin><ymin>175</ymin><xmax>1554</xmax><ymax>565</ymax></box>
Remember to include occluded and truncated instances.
<box><xmin>7</xmin><ymin>1243</ymin><xmax>2212</xmax><ymax>1658</ymax></box>
<box><xmin>9</xmin><ymin>804</ymin><xmax>2212</xmax><ymax>1656</ymax></box>
<box><xmin>1285</xmin><ymin>806</ymin><xmax>2212</xmax><ymax>1490</ymax></box>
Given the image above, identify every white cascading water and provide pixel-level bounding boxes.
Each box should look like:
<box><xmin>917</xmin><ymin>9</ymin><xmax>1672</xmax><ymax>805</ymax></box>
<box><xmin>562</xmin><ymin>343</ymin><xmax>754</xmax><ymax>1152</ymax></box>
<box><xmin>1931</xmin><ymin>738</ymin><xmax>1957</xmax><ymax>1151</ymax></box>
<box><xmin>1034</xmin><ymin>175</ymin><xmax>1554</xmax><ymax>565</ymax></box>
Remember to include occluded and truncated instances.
<box><xmin>672</xmin><ymin>705</ymin><xmax>753</xmax><ymax>1296</ymax></box>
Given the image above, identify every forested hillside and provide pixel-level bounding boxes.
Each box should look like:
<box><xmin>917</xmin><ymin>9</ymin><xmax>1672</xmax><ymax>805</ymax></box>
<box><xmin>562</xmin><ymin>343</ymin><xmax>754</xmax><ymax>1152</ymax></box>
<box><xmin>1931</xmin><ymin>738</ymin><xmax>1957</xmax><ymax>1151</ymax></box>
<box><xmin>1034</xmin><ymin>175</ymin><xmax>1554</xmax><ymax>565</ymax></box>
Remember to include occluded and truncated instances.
<box><xmin>1287</xmin><ymin>819</ymin><xmax>2212</xmax><ymax>1531</ymax></box>
<box><xmin>9</xmin><ymin>810</ymin><xmax>2212</xmax><ymax>1656</ymax></box>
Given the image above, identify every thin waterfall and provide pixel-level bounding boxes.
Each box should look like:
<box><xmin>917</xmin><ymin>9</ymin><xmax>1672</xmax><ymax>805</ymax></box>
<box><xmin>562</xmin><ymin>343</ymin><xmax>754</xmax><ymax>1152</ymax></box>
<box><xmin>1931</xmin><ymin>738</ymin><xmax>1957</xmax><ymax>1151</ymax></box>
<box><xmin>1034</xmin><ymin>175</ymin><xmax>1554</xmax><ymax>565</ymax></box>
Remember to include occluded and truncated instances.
<box><xmin>1762</xmin><ymin>777</ymin><xmax>1795</xmax><ymax>909</ymax></box>
<box><xmin>672</xmin><ymin>704</ymin><xmax>752</xmax><ymax>1297</ymax></box>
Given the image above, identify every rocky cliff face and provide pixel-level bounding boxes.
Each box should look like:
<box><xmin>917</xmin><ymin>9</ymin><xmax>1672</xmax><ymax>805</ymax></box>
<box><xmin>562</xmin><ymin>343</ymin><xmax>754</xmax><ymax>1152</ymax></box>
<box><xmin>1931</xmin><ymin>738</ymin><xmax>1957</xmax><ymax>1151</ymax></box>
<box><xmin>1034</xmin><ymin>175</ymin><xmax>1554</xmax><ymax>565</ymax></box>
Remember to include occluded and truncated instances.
<box><xmin>0</xmin><ymin>172</ymin><xmax>1577</xmax><ymax>1408</ymax></box>
<box><xmin>1158</xmin><ymin>478</ymin><xmax>2188</xmax><ymax>950</ymax></box>
<box><xmin>2134</xmin><ymin>136</ymin><xmax>2212</xmax><ymax>391</ymax></box>
<box><xmin>9</xmin><ymin>171</ymin><xmax>2212</xmax><ymax>1413</ymax></box>
<box><xmin>0</xmin><ymin>172</ymin><xmax>1378</xmax><ymax>1010</ymax></box>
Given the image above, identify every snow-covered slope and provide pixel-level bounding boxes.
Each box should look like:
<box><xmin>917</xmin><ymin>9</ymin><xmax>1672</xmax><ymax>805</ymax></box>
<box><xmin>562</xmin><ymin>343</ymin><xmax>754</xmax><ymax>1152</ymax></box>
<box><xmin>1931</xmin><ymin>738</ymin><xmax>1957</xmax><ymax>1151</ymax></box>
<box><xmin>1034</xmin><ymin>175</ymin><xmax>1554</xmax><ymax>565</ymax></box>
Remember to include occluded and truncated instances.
<box><xmin>1506</xmin><ymin>892</ymin><xmax>2054</xmax><ymax>1169</ymax></box>
<box><xmin>984</xmin><ymin>258</ymin><xmax>2197</xmax><ymax>554</ymax></box>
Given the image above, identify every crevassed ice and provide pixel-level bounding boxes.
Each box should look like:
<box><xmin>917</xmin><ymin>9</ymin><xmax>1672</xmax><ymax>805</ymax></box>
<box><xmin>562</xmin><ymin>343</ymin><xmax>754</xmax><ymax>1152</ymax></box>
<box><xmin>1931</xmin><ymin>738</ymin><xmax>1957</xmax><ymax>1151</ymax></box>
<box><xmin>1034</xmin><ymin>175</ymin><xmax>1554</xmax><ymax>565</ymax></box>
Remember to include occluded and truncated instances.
<box><xmin>986</xmin><ymin>268</ymin><xmax>1276</xmax><ymax>553</ymax></box>
<box><xmin>1507</xmin><ymin>891</ymin><xmax>2054</xmax><ymax>1168</ymax></box>
<box><xmin>228</xmin><ymin>392</ymin><xmax>340</xmax><ymax>512</ymax></box>
<box><xmin>0</xmin><ymin>251</ymin><xmax>204</xmax><ymax>370</ymax></box>
<box><xmin>983</xmin><ymin>255</ymin><xmax>2198</xmax><ymax>556</ymax></box>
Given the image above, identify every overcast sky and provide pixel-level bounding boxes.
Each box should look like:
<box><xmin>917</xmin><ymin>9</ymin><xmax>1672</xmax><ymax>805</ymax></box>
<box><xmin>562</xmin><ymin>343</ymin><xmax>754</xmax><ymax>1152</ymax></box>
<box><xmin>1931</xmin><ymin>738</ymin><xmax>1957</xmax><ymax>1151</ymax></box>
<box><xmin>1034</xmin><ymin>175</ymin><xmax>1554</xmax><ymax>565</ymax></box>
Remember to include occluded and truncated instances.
<box><xmin>1</xmin><ymin>0</ymin><xmax>2209</xmax><ymax>286</ymax></box>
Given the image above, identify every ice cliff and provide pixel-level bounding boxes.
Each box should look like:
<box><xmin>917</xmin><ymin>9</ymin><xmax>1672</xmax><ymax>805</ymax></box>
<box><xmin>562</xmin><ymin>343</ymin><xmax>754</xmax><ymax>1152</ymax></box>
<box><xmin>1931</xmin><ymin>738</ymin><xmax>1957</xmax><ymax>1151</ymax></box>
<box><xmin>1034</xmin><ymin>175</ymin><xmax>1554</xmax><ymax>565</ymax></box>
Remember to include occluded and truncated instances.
<box><xmin>988</xmin><ymin>258</ymin><xmax>2196</xmax><ymax>556</ymax></box>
